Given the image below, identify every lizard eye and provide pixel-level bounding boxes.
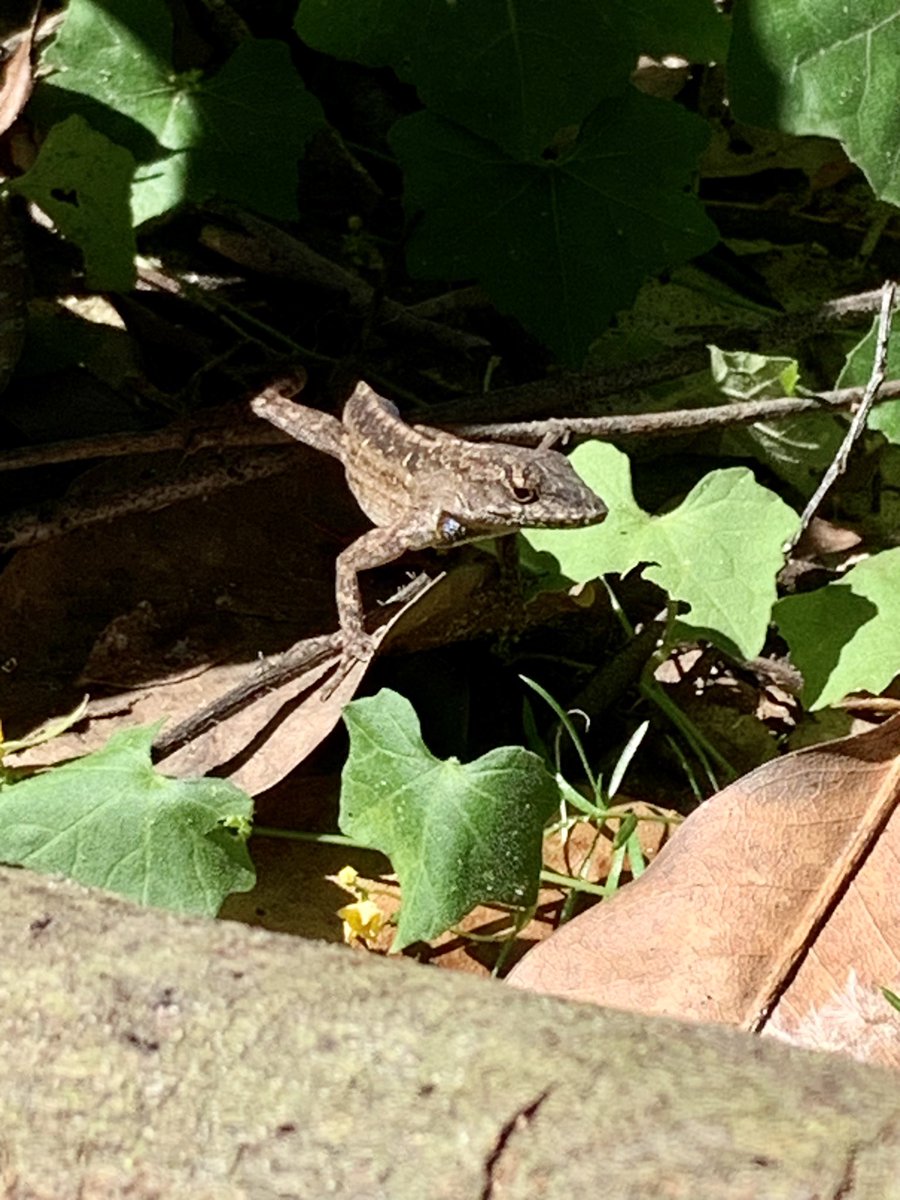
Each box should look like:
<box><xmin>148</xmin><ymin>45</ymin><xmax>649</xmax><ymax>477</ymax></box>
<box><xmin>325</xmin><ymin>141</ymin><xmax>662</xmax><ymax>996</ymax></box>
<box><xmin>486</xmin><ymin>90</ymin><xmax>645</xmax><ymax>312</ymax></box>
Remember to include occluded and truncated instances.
<box><xmin>507</xmin><ymin>462</ymin><xmax>541</xmax><ymax>504</ymax></box>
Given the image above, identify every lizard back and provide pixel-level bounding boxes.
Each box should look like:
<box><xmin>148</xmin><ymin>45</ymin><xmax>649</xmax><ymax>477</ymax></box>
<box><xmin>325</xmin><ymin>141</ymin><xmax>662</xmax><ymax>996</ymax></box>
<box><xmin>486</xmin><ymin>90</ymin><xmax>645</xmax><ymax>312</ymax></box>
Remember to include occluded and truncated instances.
<box><xmin>342</xmin><ymin>382</ymin><xmax>607</xmax><ymax>536</ymax></box>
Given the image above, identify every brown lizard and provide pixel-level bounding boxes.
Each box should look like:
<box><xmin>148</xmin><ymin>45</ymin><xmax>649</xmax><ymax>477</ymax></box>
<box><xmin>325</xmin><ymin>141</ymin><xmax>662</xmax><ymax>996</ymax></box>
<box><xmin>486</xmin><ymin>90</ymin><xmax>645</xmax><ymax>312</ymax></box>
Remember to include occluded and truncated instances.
<box><xmin>251</xmin><ymin>380</ymin><xmax>607</xmax><ymax>677</ymax></box>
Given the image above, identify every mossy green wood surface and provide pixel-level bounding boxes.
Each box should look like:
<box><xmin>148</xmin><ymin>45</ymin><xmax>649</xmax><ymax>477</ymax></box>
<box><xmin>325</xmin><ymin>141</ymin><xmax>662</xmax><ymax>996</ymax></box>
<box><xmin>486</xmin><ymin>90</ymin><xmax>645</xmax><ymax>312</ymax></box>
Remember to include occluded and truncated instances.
<box><xmin>2</xmin><ymin>866</ymin><xmax>900</xmax><ymax>1197</ymax></box>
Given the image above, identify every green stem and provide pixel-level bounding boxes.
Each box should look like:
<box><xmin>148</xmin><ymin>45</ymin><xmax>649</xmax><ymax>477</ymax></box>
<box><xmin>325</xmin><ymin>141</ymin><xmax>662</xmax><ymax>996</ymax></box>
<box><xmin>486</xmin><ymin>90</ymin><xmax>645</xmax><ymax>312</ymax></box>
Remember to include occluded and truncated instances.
<box><xmin>540</xmin><ymin>869</ymin><xmax>609</xmax><ymax>898</ymax></box>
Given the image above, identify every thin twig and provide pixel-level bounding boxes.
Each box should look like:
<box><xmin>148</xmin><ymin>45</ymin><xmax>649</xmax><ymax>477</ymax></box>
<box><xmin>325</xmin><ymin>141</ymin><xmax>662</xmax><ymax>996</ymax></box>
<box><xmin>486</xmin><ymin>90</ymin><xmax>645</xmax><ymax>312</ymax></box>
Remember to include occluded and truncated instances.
<box><xmin>786</xmin><ymin>279</ymin><xmax>896</xmax><ymax>552</ymax></box>
<box><xmin>5</xmin><ymin>377</ymin><xmax>900</xmax><ymax>475</ymax></box>
<box><xmin>430</xmin><ymin>287</ymin><xmax>890</xmax><ymax>424</ymax></box>
<box><xmin>0</xmin><ymin>407</ymin><xmax>288</xmax><ymax>472</ymax></box>
<box><xmin>0</xmin><ymin>447</ymin><xmax>302</xmax><ymax>554</ymax></box>
<box><xmin>0</xmin><ymin>282</ymin><xmax>892</xmax><ymax>475</ymax></box>
<box><xmin>450</xmin><ymin>378</ymin><xmax>900</xmax><ymax>445</ymax></box>
<box><xmin>152</xmin><ymin>633</ymin><xmax>342</xmax><ymax>762</ymax></box>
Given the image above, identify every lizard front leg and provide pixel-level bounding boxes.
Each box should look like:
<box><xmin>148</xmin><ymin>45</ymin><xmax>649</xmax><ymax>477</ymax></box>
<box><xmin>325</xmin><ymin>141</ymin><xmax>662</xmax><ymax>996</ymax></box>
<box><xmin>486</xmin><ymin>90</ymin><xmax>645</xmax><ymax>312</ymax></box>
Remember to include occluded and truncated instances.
<box><xmin>333</xmin><ymin>519</ymin><xmax>444</xmax><ymax>672</ymax></box>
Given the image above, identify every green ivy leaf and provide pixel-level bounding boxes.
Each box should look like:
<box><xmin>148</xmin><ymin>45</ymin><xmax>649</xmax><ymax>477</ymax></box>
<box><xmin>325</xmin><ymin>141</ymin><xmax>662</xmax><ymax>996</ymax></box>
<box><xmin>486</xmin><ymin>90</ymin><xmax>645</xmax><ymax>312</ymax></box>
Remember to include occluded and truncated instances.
<box><xmin>131</xmin><ymin>152</ymin><xmax>190</xmax><ymax>226</ymax></box>
<box><xmin>630</xmin><ymin>0</ymin><xmax>730</xmax><ymax>63</ymax></box>
<box><xmin>391</xmin><ymin>93</ymin><xmax>717</xmax><ymax>364</ymax></box>
<box><xmin>838</xmin><ymin>317</ymin><xmax>900</xmax><ymax>445</ymax></box>
<box><xmin>774</xmin><ymin>549</ymin><xmax>900</xmax><ymax>710</ymax></box>
<box><xmin>10</xmin><ymin>115</ymin><xmax>136</xmax><ymax>289</ymax></box>
<box><xmin>297</xmin><ymin>0</ymin><xmax>635</xmax><ymax>160</ymax></box>
<box><xmin>39</xmin><ymin>0</ymin><xmax>323</xmax><ymax>221</ymax></box>
<box><xmin>0</xmin><ymin>725</ymin><xmax>255</xmax><ymax>916</ymax></box>
<box><xmin>41</xmin><ymin>0</ymin><xmax>197</xmax><ymax>152</ymax></box>
<box><xmin>340</xmin><ymin>690</ymin><xmax>558</xmax><ymax>950</ymax></box>
<box><xmin>711</xmin><ymin>346</ymin><xmax>845</xmax><ymax>497</ymax></box>
<box><xmin>187</xmin><ymin>40</ymin><xmax>325</xmax><ymax>220</ymax></box>
<box><xmin>524</xmin><ymin>442</ymin><xmax>799</xmax><ymax>658</ymax></box>
<box><xmin>729</xmin><ymin>0</ymin><xmax>900</xmax><ymax>204</ymax></box>
<box><xmin>709</xmin><ymin>346</ymin><xmax>800</xmax><ymax>400</ymax></box>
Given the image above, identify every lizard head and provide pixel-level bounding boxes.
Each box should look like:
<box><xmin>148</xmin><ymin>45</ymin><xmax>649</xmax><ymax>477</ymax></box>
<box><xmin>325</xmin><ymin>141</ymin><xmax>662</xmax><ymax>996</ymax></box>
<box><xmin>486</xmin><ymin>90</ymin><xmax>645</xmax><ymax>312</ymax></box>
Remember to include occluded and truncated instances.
<box><xmin>502</xmin><ymin>453</ymin><xmax>607</xmax><ymax>525</ymax></box>
<box><xmin>433</xmin><ymin>445</ymin><xmax>607</xmax><ymax>541</ymax></box>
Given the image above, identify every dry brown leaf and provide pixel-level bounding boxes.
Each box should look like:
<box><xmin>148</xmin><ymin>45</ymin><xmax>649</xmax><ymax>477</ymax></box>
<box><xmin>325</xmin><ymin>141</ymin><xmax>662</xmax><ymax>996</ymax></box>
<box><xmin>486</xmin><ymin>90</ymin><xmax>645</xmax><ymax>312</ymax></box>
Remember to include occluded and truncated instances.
<box><xmin>792</xmin><ymin>515</ymin><xmax>862</xmax><ymax>559</ymax></box>
<box><xmin>158</xmin><ymin>639</ymin><xmax>358</xmax><ymax>791</ymax></box>
<box><xmin>508</xmin><ymin>716</ymin><xmax>900</xmax><ymax>1068</ymax></box>
<box><xmin>0</xmin><ymin>12</ymin><xmax>37</xmax><ymax>138</ymax></box>
<box><xmin>1</xmin><ymin>444</ymin><xmax>360</xmax><ymax>727</ymax></box>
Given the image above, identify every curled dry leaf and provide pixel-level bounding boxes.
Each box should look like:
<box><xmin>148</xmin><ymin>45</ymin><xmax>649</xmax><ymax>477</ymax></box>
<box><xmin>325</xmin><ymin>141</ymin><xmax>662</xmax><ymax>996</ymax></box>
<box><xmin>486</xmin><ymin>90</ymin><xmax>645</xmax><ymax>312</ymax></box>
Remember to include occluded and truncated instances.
<box><xmin>157</xmin><ymin>635</ymin><xmax>362</xmax><ymax>793</ymax></box>
<box><xmin>508</xmin><ymin>715</ymin><xmax>900</xmax><ymax>1069</ymax></box>
<box><xmin>0</xmin><ymin>13</ymin><xmax>37</xmax><ymax>138</ymax></box>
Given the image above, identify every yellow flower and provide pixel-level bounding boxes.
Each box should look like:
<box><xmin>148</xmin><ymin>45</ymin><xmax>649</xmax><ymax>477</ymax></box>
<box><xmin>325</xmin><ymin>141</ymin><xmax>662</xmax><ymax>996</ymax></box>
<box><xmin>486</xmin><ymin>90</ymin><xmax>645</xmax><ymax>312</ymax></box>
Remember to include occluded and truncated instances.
<box><xmin>336</xmin><ymin>864</ymin><xmax>359</xmax><ymax>891</ymax></box>
<box><xmin>338</xmin><ymin>899</ymin><xmax>385</xmax><ymax>945</ymax></box>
